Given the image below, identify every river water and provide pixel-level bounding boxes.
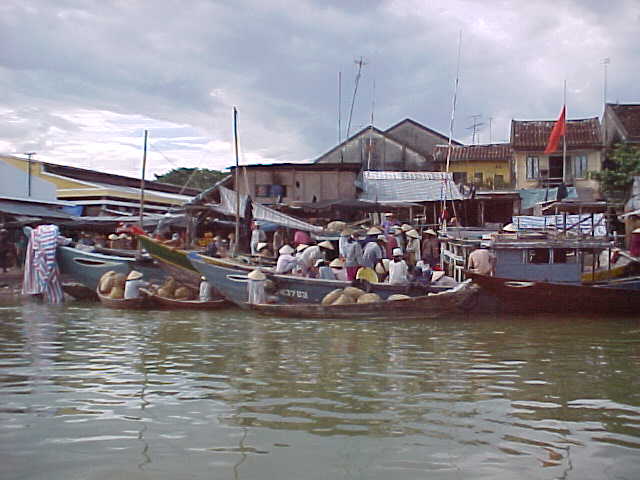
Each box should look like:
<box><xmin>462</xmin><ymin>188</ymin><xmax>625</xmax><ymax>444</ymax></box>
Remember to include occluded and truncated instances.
<box><xmin>1</xmin><ymin>302</ymin><xmax>639</xmax><ymax>480</ymax></box>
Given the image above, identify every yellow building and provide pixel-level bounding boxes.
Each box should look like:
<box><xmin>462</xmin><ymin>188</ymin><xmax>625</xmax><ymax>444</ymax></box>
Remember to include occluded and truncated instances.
<box><xmin>433</xmin><ymin>144</ymin><xmax>512</xmax><ymax>190</ymax></box>
<box><xmin>511</xmin><ymin>117</ymin><xmax>602</xmax><ymax>192</ymax></box>
<box><xmin>0</xmin><ymin>155</ymin><xmax>197</xmax><ymax>216</ymax></box>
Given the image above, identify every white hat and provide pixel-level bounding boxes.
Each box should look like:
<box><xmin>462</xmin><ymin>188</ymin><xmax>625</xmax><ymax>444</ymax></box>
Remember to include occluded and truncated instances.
<box><xmin>425</xmin><ymin>229</ymin><xmax>437</xmax><ymax>236</ymax></box>
<box><xmin>406</xmin><ymin>229</ymin><xmax>420</xmax><ymax>239</ymax></box>
<box><xmin>200</xmin><ymin>276</ymin><xmax>206</xmax><ymax>281</ymax></box>
<box><xmin>633</xmin><ymin>227</ymin><xmax>640</xmax><ymax>234</ymax></box>
<box><xmin>502</xmin><ymin>223</ymin><xmax>518</xmax><ymax>232</ymax></box>
<box><xmin>392</xmin><ymin>248</ymin><xmax>403</xmax><ymax>256</ymax></box>
<box><xmin>391</xmin><ymin>225</ymin><xmax>403</xmax><ymax>232</ymax></box>
<box><xmin>383</xmin><ymin>212</ymin><xmax>394</xmax><ymax>217</ymax></box>
<box><xmin>256</xmin><ymin>242</ymin><xmax>268</xmax><ymax>251</ymax></box>
<box><xmin>296</xmin><ymin>244</ymin><xmax>309</xmax><ymax>252</ymax></box>
<box><xmin>366</xmin><ymin>227</ymin><xmax>382</xmax><ymax>235</ymax></box>
<box><xmin>247</xmin><ymin>269</ymin><xmax>266</xmax><ymax>280</ymax></box>
<box><xmin>119</xmin><ymin>233</ymin><xmax>129</xmax><ymax>239</ymax></box>
<box><xmin>127</xmin><ymin>270</ymin><xmax>143</xmax><ymax>280</ymax></box>
<box><xmin>329</xmin><ymin>258</ymin><xmax>344</xmax><ymax>268</ymax></box>
<box><xmin>108</xmin><ymin>233</ymin><xmax>118</xmax><ymax>240</ymax></box>
<box><xmin>401</xmin><ymin>224</ymin><xmax>413</xmax><ymax>232</ymax></box>
<box><xmin>314</xmin><ymin>259</ymin><xmax>326</xmax><ymax>267</ymax></box>
<box><xmin>318</xmin><ymin>240</ymin><xmax>334</xmax><ymax>250</ymax></box>
<box><xmin>171</xmin><ymin>232</ymin><xmax>179</xmax><ymax>240</ymax></box>
<box><xmin>376</xmin><ymin>234</ymin><xmax>387</xmax><ymax>242</ymax></box>
<box><xmin>279</xmin><ymin>245</ymin><xmax>294</xmax><ymax>255</ymax></box>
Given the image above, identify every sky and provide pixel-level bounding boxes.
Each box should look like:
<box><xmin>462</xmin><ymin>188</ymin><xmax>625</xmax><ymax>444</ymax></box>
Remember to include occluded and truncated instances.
<box><xmin>1</xmin><ymin>0</ymin><xmax>639</xmax><ymax>180</ymax></box>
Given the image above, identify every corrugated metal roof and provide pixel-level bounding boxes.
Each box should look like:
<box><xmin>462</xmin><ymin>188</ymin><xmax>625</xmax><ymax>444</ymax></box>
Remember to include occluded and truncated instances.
<box><xmin>359</xmin><ymin>171</ymin><xmax>462</xmax><ymax>203</ymax></box>
<box><xmin>609</xmin><ymin>104</ymin><xmax>640</xmax><ymax>141</ymax></box>
<box><xmin>433</xmin><ymin>144</ymin><xmax>512</xmax><ymax>162</ymax></box>
<box><xmin>511</xmin><ymin>117</ymin><xmax>602</xmax><ymax>151</ymax></box>
<box><xmin>0</xmin><ymin>200</ymin><xmax>73</xmax><ymax>219</ymax></box>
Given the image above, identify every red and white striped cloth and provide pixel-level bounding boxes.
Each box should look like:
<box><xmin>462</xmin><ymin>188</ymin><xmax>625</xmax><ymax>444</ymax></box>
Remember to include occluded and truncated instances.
<box><xmin>22</xmin><ymin>225</ymin><xmax>64</xmax><ymax>304</ymax></box>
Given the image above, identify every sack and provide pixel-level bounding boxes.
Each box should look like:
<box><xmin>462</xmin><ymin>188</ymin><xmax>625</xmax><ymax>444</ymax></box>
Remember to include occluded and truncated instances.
<box><xmin>343</xmin><ymin>286</ymin><xmax>365</xmax><ymax>299</ymax></box>
<box><xmin>332</xmin><ymin>294</ymin><xmax>354</xmax><ymax>305</ymax></box>
<box><xmin>322</xmin><ymin>288</ymin><xmax>343</xmax><ymax>305</ymax></box>
<box><xmin>356</xmin><ymin>293</ymin><xmax>382</xmax><ymax>304</ymax></box>
<box><xmin>387</xmin><ymin>294</ymin><xmax>411</xmax><ymax>301</ymax></box>
<box><xmin>109</xmin><ymin>286</ymin><xmax>124</xmax><ymax>299</ymax></box>
<box><xmin>174</xmin><ymin>286</ymin><xmax>192</xmax><ymax>300</ymax></box>
<box><xmin>112</xmin><ymin>273</ymin><xmax>127</xmax><ymax>289</ymax></box>
<box><xmin>98</xmin><ymin>273</ymin><xmax>115</xmax><ymax>294</ymax></box>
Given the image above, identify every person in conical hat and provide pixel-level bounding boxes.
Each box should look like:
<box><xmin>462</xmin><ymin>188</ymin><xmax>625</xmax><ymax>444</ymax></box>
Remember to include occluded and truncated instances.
<box><xmin>421</xmin><ymin>228</ymin><xmax>440</xmax><ymax>267</ymax></box>
<box><xmin>199</xmin><ymin>275</ymin><xmax>213</xmax><ymax>302</ymax></box>
<box><xmin>388</xmin><ymin>247</ymin><xmax>409</xmax><ymax>285</ymax></box>
<box><xmin>247</xmin><ymin>269</ymin><xmax>266</xmax><ymax>304</ymax></box>
<box><xmin>279</xmin><ymin>244</ymin><xmax>294</xmax><ymax>255</ymax></box>
<box><xmin>401</xmin><ymin>224</ymin><xmax>413</xmax><ymax>232</ymax></box>
<box><xmin>298</xmin><ymin>241</ymin><xmax>333</xmax><ymax>277</ymax></box>
<box><xmin>405</xmin><ymin>230</ymin><xmax>421</xmax><ymax>266</ymax></box>
<box><xmin>296</xmin><ymin>244</ymin><xmax>309</xmax><ymax>252</ymax></box>
<box><xmin>124</xmin><ymin>270</ymin><xmax>149</xmax><ymax>299</ymax></box>
<box><xmin>366</xmin><ymin>226</ymin><xmax>382</xmax><ymax>236</ymax></box>
<box><xmin>276</xmin><ymin>244</ymin><xmax>297</xmax><ymax>274</ymax></box>
<box><xmin>329</xmin><ymin>257</ymin><xmax>347</xmax><ymax>281</ymax></box>
<box><xmin>318</xmin><ymin>240</ymin><xmax>335</xmax><ymax>251</ymax></box>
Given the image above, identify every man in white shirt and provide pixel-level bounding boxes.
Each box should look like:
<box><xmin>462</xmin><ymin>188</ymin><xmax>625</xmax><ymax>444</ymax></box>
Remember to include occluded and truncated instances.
<box><xmin>275</xmin><ymin>244</ymin><xmax>297</xmax><ymax>274</ymax></box>
<box><xmin>124</xmin><ymin>270</ymin><xmax>149</xmax><ymax>299</ymax></box>
<box><xmin>388</xmin><ymin>248</ymin><xmax>409</xmax><ymax>285</ymax></box>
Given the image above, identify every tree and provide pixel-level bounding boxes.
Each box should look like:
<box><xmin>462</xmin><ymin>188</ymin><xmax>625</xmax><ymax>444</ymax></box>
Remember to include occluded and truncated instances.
<box><xmin>592</xmin><ymin>144</ymin><xmax>640</xmax><ymax>200</ymax></box>
<box><xmin>154</xmin><ymin>167</ymin><xmax>226</xmax><ymax>191</ymax></box>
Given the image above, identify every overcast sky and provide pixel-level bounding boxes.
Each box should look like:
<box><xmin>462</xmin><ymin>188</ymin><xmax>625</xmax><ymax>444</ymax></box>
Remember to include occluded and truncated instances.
<box><xmin>1</xmin><ymin>0</ymin><xmax>638</xmax><ymax>179</ymax></box>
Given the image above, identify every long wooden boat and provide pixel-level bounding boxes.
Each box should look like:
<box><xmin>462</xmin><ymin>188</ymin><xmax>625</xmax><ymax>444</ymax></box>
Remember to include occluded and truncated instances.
<box><xmin>137</xmin><ymin>235</ymin><xmax>202</xmax><ymax>290</ymax></box>
<box><xmin>96</xmin><ymin>289</ymin><xmax>150</xmax><ymax>310</ymax></box>
<box><xmin>147</xmin><ymin>292</ymin><xmax>229</xmax><ymax>310</ymax></box>
<box><xmin>188</xmin><ymin>252</ymin><xmax>454</xmax><ymax>307</ymax></box>
<box><xmin>249</xmin><ymin>280</ymin><xmax>478</xmax><ymax>319</ymax></box>
<box><xmin>467</xmin><ymin>272</ymin><xmax>640</xmax><ymax>314</ymax></box>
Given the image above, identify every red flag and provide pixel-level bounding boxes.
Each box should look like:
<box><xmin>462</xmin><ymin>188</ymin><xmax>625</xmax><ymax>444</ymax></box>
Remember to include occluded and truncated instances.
<box><xmin>544</xmin><ymin>106</ymin><xmax>566</xmax><ymax>154</ymax></box>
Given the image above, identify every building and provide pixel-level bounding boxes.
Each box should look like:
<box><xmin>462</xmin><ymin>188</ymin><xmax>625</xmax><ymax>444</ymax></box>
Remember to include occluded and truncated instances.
<box><xmin>603</xmin><ymin>103</ymin><xmax>640</xmax><ymax>147</ymax></box>
<box><xmin>433</xmin><ymin>143</ymin><xmax>513</xmax><ymax>190</ymax></box>
<box><xmin>314</xmin><ymin>119</ymin><xmax>459</xmax><ymax>171</ymax></box>
<box><xmin>510</xmin><ymin>117</ymin><xmax>603</xmax><ymax>193</ymax></box>
<box><xmin>0</xmin><ymin>155</ymin><xmax>198</xmax><ymax>217</ymax></box>
<box><xmin>230</xmin><ymin>162</ymin><xmax>361</xmax><ymax>205</ymax></box>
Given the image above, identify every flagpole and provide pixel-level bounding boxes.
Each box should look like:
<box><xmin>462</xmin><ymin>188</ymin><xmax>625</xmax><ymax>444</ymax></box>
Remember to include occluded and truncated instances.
<box><xmin>562</xmin><ymin>80</ymin><xmax>567</xmax><ymax>185</ymax></box>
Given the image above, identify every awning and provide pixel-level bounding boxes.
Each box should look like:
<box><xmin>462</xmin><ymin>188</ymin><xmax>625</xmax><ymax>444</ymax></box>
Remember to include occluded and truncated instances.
<box><xmin>359</xmin><ymin>171</ymin><xmax>463</xmax><ymax>203</ymax></box>
<box><xmin>0</xmin><ymin>200</ymin><xmax>74</xmax><ymax>220</ymax></box>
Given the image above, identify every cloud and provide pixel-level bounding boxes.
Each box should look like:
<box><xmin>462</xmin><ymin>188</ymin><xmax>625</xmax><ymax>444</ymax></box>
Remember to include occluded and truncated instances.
<box><xmin>0</xmin><ymin>0</ymin><xmax>637</xmax><ymax>179</ymax></box>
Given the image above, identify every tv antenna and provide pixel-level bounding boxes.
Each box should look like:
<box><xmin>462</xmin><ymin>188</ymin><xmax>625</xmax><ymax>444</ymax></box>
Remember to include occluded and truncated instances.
<box><xmin>466</xmin><ymin>114</ymin><xmax>484</xmax><ymax>144</ymax></box>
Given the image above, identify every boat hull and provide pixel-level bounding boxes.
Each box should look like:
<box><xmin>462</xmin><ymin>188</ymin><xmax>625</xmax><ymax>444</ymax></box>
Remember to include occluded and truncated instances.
<box><xmin>467</xmin><ymin>272</ymin><xmax>640</xmax><ymax>314</ymax></box>
<box><xmin>96</xmin><ymin>290</ymin><xmax>150</xmax><ymax>310</ymax></box>
<box><xmin>148</xmin><ymin>294</ymin><xmax>229</xmax><ymax>310</ymax></box>
<box><xmin>249</xmin><ymin>281</ymin><xmax>478</xmax><ymax>319</ymax></box>
<box><xmin>137</xmin><ymin>235</ymin><xmax>204</xmax><ymax>290</ymax></box>
<box><xmin>189</xmin><ymin>252</ymin><xmax>452</xmax><ymax>307</ymax></box>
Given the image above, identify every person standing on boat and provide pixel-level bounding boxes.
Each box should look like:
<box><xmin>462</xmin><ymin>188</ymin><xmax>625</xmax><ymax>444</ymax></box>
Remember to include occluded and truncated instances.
<box><xmin>468</xmin><ymin>239</ymin><xmax>495</xmax><ymax>276</ymax></box>
<box><xmin>275</xmin><ymin>245</ymin><xmax>297</xmax><ymax>274</ymax></box>
<box><xmin>250</xmin><ymin>223</ymin><xmax>266</xmax><ymax>255</ymax></box>
<box><xmin>388</xmin><ymin>248</ymin><xmax>409</xmax><ymax>285</ymax></box>
<box><xmin>405</xmin><ymin>229</ymin><xmax>421</xmax><ymax>266</ymax></box>
<box><xmin>421</xmin><ymin>229</ymin><xmax>440</xmax><ymax>267</ymax></box>
<box><xmin>124</xmin><ymin>271</ymin><xmax>149</xmax><ymax>300</ymax></box>
<box><xmin>362</xmin><ymin>235</ymin><xmax>386</xmax><ymax>270</ymax></box>
<box><xmin>344</xmin><ymin>233</ymin><xmax>364</xmax><ymax>281</ymax></box>
<box><xmin>247</xmin><ymin>269</ymin><xmax>267</xmax><ymax>304</ymax></box>
<box><xmin>339</xmin><ymin>229</ymin><xmax>352</xmax><ymax>258</ymax></box>
<box><xmin>199</xmin><ymin>276</ymin><xmax>213</xmax><ymax>302</ymax></box>
<box><xmin>299</xmin><ymin>241</ymin><xmax>334</xmax><ymax>276</ymax></box>
<box><xmin>393</xmin><ymin>226</ymin><xmax>405</xmax><ymax>253</ymax></box>
<box><xmin>293</xmin><ymin>229</ymin><xmax>310</xmax><ymax>248</ymax></box>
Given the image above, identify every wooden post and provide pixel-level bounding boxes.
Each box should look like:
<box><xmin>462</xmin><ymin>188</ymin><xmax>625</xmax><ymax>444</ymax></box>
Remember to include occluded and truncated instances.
<box><xmin>139</xmin><ymin>130</ymin><xmax>148</xmax><ymax>232</ymax></box>
<box><xmin>233</xmin><ymin>107</ymin><xmax>240</xmax><ymax>256</ymax></box>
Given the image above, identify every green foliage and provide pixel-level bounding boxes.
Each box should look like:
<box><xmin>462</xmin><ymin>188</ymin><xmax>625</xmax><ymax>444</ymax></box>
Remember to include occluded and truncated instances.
<box><xmin>154</xmin><ymin>167</ymin><xmax>226</xmax><ymax>191</ymax></box>
<box><xmin>592</xmin><ymin>144</ymin><xmax>640</xmax><ymax>198</ymax></box>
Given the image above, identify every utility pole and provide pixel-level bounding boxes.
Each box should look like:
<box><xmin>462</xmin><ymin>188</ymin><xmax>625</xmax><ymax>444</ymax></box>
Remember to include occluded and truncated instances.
<box><xmin>466</xmin><ymin>115</ymin><xmax>484</xmax><ymax>144</ymax></box>
<box><xmin>603</xmin><ymin>57</ymin><xmax>611</xmax><ymax>148</ymax></box>
<box><xmin>488</xmin><ymin>117</ymin><xmax>494</xmax><ymax>144</ymax></box>
<box><xmin>346</xmin><ymin>56</ymin><xmax>367</xmax><ymax>140</ymax></box>
<box><xmin>24</xmin><ymin>152</ymin><xmax>36</xmax><ymax>197</ymax></box>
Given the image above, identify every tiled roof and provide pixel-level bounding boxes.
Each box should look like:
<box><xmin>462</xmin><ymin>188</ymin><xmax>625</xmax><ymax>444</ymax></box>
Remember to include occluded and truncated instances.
<box><xmin>433</xmin><ymin>144</ymin><xmax>512</xmax><ymax>162</ymax></box>
<box><xmin>511</xmin><ymin>117</ymin><xmax>602</xmax><ymax>151</ymax></box>
<box><xmin>609</xmin><ymin>104</ymin><xmax>640</xmax><ymax>141</ymax></box>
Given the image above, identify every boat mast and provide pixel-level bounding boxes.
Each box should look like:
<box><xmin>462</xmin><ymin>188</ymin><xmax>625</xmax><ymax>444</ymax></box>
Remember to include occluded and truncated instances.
<box><xmin>139</xmin><ymin>129</ymin><xmax>148</xmax><ymax>232</ymax></box>
<box><xmin>233</xmin><ymin>107</ymin><xmax>240</xmax><ymax>256</ymax></box>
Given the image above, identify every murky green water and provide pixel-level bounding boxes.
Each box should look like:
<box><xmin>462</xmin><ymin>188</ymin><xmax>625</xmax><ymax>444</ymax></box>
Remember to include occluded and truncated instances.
<box><xmin>1</xmin><ymin>302</ymin><xmax>639</xmax><ymax>480</ymax></box>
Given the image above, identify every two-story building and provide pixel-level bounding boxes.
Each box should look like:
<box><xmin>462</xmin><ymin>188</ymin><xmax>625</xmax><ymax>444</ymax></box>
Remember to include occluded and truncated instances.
<box><xmin>603</xmin><ymin>103</ymin><xmax>640</xmax><ymax>148</ymax></box>
<box><xmin>511</xmin><ymin>117</ymin><xmax>603</xmax><ymax>194</ymax></box>
<box><xmin>432</xmin><ymin>143</ymin><xmax>513</xmax><ymax>190</ymax></box>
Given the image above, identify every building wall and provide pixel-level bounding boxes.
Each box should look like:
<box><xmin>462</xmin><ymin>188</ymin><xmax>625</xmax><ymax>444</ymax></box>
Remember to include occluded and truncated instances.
<box><xmin>384</xmin><ymin>121</ymin><xmax>451</xmax><ymax>158</ymax></box>
<box><xmin>513</xmin><ymin>150</ymin><xmax>601</xmax><ymax>190</ymax></box>
<box><xmin>237</xmin><ymin>168</ymin><xmax>358</xmax><ymax>204</ymax></box>
<box><xmin>0</xmin><ymin>157</ymin><xmax>58</xmax><ymax>201</ymax></box>
<box><xmin>447</xmin><ymin>161</ymin><xmax>511</xmax><ymax>189</ymax></box>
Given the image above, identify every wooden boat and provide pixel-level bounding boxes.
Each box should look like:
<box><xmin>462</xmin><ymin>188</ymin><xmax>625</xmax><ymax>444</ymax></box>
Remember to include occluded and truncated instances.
<box><xmin>96</xmin><ymin>289</ymin><xmax>150</xmax><ymax>309</ymax></box>
<box><xmin>249</xmin><ymin>280</ymin><xmax>478</xmax><ymax>319</ymax></box>
<box><xmin>146</xmin><ymin>292</ymin><xmax>229</xmax><ymax>310</ymax></box>
<box><xmin>188</xmin><ymin>252</ymin><xmax>453</xmax><ymax>307</ymax></box>
<box><xmin>137</xmin><ymin>235</ymin><xmax>202</xmax><ymax>290</ymax></box>
<box><xmin>58</xmin><ymin>245</ymin><xmax>163</xmax><ymax>291</ymax></box>
<box><xmin>467</xmin><ymin>272</ymin><xmax>640</xmax><ymax>314</ymax></box>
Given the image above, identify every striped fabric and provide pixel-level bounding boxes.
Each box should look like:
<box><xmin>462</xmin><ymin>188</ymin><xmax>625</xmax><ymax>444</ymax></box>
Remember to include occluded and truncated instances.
<box><xmin>22</xmin><ymin>225</ymin><xmax>65</xmax><ymax>304</ymax></box>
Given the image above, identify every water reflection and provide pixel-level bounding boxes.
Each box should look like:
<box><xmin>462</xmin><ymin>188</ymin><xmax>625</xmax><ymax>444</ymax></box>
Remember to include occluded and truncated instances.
<box><xmin>0</xmin><ymin>304</ymin><xmax>639</xmax><ymax>479</ymax></box>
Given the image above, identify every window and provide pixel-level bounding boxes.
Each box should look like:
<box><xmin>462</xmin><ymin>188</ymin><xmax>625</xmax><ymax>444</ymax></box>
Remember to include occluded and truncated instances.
<box><xmin>494</xmin><ymin>174</ymin><xmax>505</xmax><ymax>188</ymax></box>
<box><xmin>527</xmin><ymin>248</ymin><xmax>549</xmax><ymax>264</ymax></box>
<box><xmin>474</xmin><ymin>172</ymin><xmax>483</xmax><ymax>185</ymax></box>
<box><xmin>526</xmin><ymin>156</ymin><xmax>539</xmax><ymax>180</ymax></box>
<box><xmin>573</xmin><ymin>154</ymin><xmax>588</xmax><ymax>178</ymax></box>
<box><xmin>255</xmin><ymin>184</ymin><xmax>271</xmax><ymax>197</ymax></box>
<box><xmin>453</xmin><ymin>172</ymin><xmax>467</xmax><ymax>184</ymax></box>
